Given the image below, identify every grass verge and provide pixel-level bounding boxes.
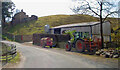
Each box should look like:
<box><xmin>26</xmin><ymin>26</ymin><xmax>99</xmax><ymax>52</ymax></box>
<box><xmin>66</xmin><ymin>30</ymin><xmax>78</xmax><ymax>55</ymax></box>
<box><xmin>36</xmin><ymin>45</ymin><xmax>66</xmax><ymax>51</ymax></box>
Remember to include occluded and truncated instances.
<box><xmin>2</xmin><ymin>52</ymin><xmax>21</xmax><ymax>68</ymax></box>
<box><xmin>8</xmin><ymin>52</ymin><xmax>20</xmax><ymax>64</ymax></box>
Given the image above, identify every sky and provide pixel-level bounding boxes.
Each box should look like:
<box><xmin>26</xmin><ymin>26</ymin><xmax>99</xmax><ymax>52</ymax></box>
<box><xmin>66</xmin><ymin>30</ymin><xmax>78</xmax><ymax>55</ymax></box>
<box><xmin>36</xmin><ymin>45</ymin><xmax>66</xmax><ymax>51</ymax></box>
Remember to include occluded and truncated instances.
<box><xmin>11</xmin><ymin>0</ymin><xmax>120</xmax><ymax>18</ymax></box>
<box><xmin>11</xmin><ymin>0</ymin><xmax>75</xmax><ymax>17</ymax></box>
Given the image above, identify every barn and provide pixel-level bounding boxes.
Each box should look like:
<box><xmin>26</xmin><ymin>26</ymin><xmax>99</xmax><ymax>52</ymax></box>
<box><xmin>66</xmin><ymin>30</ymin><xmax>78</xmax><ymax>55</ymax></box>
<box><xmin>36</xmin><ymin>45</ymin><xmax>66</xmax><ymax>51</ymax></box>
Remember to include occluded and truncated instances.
<box><xmin>49</xmin><ymin>21</ymin><xmax>111</xmax><ymax>42</ymax></box>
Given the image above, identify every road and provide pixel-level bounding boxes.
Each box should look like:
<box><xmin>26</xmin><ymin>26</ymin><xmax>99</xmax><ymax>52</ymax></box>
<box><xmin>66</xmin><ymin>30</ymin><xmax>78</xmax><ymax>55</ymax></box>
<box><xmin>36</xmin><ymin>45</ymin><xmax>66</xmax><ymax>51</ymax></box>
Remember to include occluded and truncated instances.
<box><xmin>1</xmin><ymin>41</ymin><xmax>118</xmax><ymax>68</ymax></box>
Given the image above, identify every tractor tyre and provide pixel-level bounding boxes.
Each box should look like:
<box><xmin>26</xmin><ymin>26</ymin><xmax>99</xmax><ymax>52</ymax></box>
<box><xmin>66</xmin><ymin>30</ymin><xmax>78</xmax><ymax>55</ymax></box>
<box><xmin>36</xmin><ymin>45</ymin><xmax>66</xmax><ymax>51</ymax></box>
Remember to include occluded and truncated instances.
<box><xmin>75</xmin><ymin>40</ymin><xmax>85</xmax><ymax>53</ymax></box>
<box><xmin>50</xmin><ymin>46</ymin><xmax>52</xmax><ymax>48</ymax></box>
<box><xmin>65</xmin><ymin>42</ymin><xmax>71</xmax><ymax>51</ymax></box>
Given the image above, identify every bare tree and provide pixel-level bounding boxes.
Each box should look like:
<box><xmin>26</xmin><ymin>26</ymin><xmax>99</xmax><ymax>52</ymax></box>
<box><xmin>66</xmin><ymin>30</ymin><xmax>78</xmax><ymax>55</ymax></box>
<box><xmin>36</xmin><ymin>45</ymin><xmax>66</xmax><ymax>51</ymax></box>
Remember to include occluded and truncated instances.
<box><xmin>71</xmin><ymin>0</ymin><xmax>118</xmax><ymax>48</ymax></box>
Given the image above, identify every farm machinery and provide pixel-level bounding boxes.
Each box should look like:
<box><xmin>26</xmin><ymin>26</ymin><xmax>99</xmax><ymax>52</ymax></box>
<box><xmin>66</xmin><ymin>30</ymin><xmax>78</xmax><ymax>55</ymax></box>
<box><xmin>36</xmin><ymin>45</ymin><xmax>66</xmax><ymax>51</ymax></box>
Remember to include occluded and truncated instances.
<box><xmin>40</xmin><ymin>37</ymin><xmax>53</xmax><ymax>48</ymax></box>
<box><xmin>64</xmin><ymin>30</ymin><xmax>102</xmax><ymax>53</ymax></box>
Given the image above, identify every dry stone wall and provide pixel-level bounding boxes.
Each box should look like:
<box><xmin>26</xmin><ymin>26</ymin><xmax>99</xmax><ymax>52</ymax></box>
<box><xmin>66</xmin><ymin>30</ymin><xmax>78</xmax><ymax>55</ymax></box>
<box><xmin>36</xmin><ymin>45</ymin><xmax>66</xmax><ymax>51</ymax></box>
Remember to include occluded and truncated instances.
<box><xmin>33</xmin><ymin>33</ymin><xmax>70</xmax><ymax>48</ymax></box>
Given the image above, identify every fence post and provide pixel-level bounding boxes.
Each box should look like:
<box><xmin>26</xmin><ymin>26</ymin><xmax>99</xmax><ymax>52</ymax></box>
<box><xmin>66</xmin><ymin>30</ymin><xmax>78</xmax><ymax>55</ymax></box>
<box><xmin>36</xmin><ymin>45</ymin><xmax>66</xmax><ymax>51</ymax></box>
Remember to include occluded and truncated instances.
<box><xmin>15</xmin><ymin>45</ymin><xmax>17</xmax><ymax>57</ymax></box>
<box><xmin>5</xmin><ymin>44</ymin><xmax>8</xmax><ymax>63</ymax></box>
<box><xmin>11</xmin><ymin>44</ymin><xmax>14</xmax><ymax>59</ymax></box>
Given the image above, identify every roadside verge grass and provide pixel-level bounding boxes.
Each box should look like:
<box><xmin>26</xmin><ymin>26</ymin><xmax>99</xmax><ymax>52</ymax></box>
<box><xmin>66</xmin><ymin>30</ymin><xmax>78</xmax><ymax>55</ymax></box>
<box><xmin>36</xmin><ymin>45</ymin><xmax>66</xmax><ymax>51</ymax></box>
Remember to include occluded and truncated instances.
<box><xmin>8</xmin><ymin>52</ymin><xmax>20</xmax><ymax>64</ymax></box>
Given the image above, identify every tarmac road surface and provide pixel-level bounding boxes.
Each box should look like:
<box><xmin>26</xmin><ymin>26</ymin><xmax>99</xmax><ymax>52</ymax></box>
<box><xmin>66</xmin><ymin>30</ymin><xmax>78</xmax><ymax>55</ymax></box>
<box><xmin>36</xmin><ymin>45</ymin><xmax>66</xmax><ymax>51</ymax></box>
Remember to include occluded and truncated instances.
<box><xmin>1</xmin><ymin>41</ymin><xmax>118</xmax><ymax>68</ymax></box>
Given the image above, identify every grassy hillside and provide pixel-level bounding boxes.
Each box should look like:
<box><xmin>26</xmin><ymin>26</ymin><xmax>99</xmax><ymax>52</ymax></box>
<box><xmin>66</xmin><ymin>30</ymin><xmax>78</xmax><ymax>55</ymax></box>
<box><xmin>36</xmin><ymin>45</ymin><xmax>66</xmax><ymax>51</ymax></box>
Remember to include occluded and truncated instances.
<box><xmin>6</xmin><ymin>14</ymin><xmax>98</xmax><ymax>35</ymax></box>
<box><xmin>4</xmin><ymin>14</ymin><xmax>119</xmax><ymax>35</ymax></box>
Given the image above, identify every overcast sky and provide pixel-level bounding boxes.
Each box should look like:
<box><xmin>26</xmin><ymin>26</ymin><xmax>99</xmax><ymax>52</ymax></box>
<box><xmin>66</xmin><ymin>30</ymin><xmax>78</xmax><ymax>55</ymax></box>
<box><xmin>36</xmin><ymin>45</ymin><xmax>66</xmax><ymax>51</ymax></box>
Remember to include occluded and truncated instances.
<box><xmin>11</xmin><ymin>0</ymin><xmax>120</xmax><ymax>17</ymax></box>
<box><xmin>11</xmin><ymin>0</ymin><xmax>74</xmax><ymax>17</ymax></box>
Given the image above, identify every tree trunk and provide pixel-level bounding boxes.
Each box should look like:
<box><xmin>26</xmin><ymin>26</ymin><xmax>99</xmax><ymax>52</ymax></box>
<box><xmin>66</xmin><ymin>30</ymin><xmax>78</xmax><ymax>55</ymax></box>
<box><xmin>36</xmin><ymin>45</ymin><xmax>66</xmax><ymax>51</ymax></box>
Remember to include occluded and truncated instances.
<box><xmin>100</xmin><ymin>2</ymin><xmax>104</xmax><ymax>49</ymax></box>
<box><xmin>100</xmin><ymin>16</ymin><xmax>104</xmax><ymax>49</ymax></box>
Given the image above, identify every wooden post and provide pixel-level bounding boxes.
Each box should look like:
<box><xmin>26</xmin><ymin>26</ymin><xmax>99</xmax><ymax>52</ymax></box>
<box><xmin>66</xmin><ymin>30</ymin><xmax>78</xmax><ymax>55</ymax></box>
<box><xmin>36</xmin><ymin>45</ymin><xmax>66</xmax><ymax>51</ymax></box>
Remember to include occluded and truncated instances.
<box><xmin>5</xmin><ymin>45</ymin><xmax>8</xmax><ymax>63</ymax></box>
<box><xmin>11</xmin><ymin>44</ymin><xmax>14</xmax><ymax>59</ymax></box>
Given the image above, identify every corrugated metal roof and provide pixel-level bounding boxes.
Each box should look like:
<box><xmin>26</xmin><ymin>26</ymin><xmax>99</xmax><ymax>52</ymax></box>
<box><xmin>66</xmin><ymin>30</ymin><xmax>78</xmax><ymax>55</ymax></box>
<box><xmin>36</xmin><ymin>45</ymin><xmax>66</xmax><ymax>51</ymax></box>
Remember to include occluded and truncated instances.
<box><xmin>51</xmin><ymin>22</ymin><xmax>100</xmax><ymax>29</ymax></box>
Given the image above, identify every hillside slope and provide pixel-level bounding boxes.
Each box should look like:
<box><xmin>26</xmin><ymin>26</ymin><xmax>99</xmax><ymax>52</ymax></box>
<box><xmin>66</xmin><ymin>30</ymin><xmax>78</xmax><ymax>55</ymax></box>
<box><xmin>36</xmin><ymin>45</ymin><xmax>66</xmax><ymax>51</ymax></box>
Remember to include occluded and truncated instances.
<box><xmin>5</xmin><ymin>14</ymin><xmax>98</xmax><ymax>35</ymax></box>
<box><xmin>5</xmin><ymin>14</ymin><xmax>118</xmax><ymax>35</ymax></box>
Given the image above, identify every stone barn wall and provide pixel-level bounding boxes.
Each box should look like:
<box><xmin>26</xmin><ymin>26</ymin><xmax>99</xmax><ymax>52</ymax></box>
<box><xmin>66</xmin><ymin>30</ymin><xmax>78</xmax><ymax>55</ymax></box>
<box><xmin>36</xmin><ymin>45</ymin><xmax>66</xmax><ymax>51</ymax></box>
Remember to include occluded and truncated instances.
<box><xmin>3</xmin><ymin>33</ymin><xmax>33</xmax><ymax>43</ymax></box>
<box><xmin>15</xmin><ymin>35</ymin><xmax>33</xmax><ymax>43</ymax></box>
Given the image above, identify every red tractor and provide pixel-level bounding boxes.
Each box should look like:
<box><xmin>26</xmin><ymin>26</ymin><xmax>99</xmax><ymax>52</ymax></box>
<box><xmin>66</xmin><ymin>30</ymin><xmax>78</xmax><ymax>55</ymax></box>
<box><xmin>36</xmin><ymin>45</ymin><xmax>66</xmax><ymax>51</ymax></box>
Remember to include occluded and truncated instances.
<box><xmin>40</xmin><ymin>37</ymin><xmax>53</xmax><ymax>48</ymax></box>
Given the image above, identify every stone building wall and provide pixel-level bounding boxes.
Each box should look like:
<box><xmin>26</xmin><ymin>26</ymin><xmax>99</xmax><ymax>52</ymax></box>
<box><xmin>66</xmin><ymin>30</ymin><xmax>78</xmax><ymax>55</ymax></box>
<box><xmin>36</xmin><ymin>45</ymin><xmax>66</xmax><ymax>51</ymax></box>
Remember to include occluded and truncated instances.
<box><xmin>11</xmin><ymin>10</ymin><xmax>38</xmax><ymax>26</ymax></box>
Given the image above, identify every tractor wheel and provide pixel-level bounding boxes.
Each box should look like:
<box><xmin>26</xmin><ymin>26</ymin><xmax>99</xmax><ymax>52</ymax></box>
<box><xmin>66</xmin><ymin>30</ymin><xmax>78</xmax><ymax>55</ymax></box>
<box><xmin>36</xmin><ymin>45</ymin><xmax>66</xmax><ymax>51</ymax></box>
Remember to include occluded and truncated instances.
<box><xmin>65</xmin><ymin>42</ymin><xmax>71</xmax><ymax>51</ymax></box>
<box><xmin>50</xmin><ymin>46</ymin><xmax>52</xmax><ymax>48</ymax></box>
<box><xmin>75</xmin><ymin>40</ymin><xmax>85</xmax><ymax>53</ymax></box>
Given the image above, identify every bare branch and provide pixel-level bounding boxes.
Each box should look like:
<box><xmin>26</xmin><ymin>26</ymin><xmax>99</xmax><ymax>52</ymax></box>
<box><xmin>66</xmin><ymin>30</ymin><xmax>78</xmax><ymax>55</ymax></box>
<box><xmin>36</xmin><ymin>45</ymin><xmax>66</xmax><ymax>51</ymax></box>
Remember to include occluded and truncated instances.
<box><xmin>97</xmin><ymin>1</ymin><xmax>101</xmax><ymax>6</ymax></box>
<box><xmin>103</xmin><ymin>1</ymin><xmax>114</xmax><ymax>6</ymax></box>
<box><xmin>86</xmin><ymin>1</ymin><xmax>100</xmax><ymax>16</ymax></box>
<box><xmin>103</xmin><ymin>11</ymin><xmax>118</xmax><ymax>22</ymax></box>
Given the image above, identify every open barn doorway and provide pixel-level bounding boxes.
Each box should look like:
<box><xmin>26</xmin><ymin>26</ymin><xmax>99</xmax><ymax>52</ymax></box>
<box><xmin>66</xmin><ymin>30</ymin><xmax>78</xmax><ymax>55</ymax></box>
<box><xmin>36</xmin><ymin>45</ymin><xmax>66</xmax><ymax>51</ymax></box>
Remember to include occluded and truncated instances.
<box><xmin>54</xmin><ymin>28</ymin><xmax>61</xmax><ymax>34</ymax></box>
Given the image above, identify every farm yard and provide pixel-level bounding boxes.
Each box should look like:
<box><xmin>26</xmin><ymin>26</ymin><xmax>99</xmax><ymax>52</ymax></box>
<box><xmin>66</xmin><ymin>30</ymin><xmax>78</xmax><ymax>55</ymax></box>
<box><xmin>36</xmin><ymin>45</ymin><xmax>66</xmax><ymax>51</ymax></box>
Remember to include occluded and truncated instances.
<box><xmin>1</xmin><ymin>11</ymin><xmax>120</xmax><ymax>69</ymax></box>
<box><xmin>1</xmin><ymin>28</ymin><xmax>120</xmax><ymax>68</ymax></box>
<box><xmin>1</xmin><ymin>13</ymin><xmax>120</xmax><ymax>69</ymax></box>
<box><xmin>1</xmin><ymin>0</ymin><xmax>120</xmax><ymax>69</ymax></box>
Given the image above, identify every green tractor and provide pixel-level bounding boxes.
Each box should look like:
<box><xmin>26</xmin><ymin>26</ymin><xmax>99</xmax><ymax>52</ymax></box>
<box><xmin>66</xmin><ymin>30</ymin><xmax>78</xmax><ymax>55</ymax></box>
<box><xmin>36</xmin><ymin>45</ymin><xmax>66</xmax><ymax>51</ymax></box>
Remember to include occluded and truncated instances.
<box><xmin>64</xmin><ymin>30</ymin><xmax>101</xmax><ymax>53</ymax></box>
